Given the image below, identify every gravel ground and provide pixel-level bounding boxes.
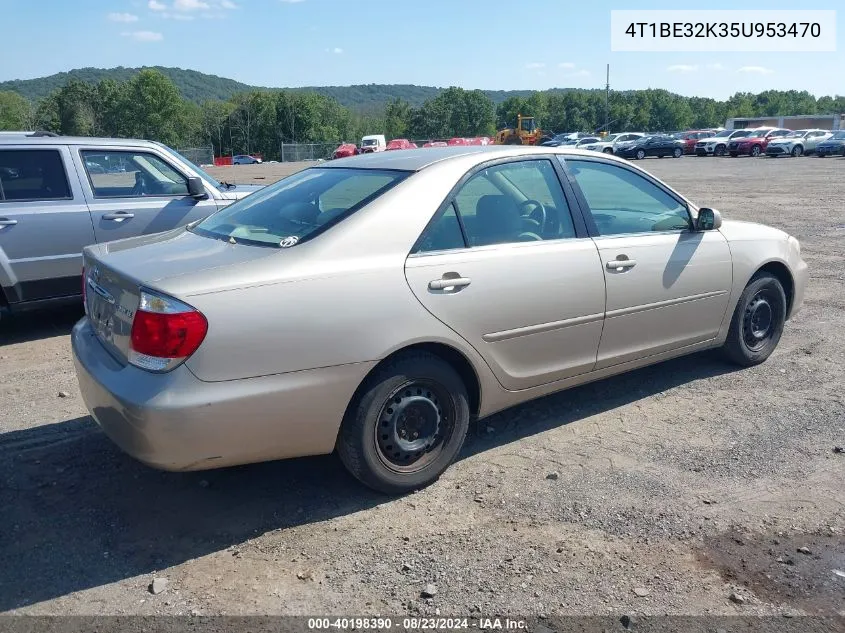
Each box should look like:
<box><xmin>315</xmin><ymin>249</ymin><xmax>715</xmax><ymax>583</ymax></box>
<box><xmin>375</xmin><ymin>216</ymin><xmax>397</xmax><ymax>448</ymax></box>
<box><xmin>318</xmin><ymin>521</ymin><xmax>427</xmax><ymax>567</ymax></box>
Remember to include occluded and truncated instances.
<box><xmin>1</xmin><ymin>155</ymin><xmax>843</xmax><ymax>618</ymax></box>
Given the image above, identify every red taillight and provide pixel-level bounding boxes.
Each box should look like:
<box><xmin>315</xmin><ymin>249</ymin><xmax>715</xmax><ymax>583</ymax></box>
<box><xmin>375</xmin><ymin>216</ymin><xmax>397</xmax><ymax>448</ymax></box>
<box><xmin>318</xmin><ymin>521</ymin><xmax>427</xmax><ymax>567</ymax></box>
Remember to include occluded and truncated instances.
<box><xmin>128</xmin><ymin>290</ymin><xmax>207</xmax><ymax>372</ymax></box>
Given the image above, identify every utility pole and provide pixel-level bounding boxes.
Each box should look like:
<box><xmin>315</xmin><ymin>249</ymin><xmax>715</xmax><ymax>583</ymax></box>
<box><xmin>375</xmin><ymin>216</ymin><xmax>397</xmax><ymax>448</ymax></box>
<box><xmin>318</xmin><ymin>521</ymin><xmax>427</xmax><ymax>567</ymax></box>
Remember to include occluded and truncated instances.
<box><xmin>605</xmin><ymin>63</ymin><xmax>610</xmax><ymax>134</ymax></box>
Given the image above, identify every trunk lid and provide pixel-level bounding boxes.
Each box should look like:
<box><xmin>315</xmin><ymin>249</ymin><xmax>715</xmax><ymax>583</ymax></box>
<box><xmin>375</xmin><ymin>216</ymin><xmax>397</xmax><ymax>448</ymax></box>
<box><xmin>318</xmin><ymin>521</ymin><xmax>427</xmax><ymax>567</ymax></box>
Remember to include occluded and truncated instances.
<box><xmin>82</xmin><ymin>227</ymin><xmax>281</xmax><ymax>363</ymax></box>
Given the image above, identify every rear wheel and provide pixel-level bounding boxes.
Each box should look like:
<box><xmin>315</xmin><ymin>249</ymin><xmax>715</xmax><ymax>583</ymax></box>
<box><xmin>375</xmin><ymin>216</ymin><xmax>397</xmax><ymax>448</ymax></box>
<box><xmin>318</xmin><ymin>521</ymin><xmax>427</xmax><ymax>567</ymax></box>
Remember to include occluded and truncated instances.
<box><xmin>721</xmin><ymin>272</ymin><xmax>787</xmax><ymax>367</ymax></box>
<box><xmin>337</xmin><ymin>352</ymin><xmax>471</xmax><ymax>494</ymax></box>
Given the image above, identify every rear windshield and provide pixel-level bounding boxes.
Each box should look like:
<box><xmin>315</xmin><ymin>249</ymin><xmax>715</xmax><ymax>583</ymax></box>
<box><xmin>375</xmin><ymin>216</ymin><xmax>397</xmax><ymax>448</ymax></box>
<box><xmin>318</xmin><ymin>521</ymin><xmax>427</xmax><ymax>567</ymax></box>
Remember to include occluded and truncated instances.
<box><xmin>191</xmin><ymin>167</ymin><xmax>408</xmax><ymax>247</ymax></box>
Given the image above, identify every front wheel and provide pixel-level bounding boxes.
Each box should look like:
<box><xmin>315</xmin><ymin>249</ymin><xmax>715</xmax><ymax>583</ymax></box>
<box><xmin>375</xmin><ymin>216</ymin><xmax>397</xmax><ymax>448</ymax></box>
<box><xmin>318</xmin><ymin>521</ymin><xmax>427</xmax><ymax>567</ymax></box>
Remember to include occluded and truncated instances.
<box><xmin>337</xmin><ymin>352</ymin><xmax>471</xmax><ymax>494</ymax></box>
<box><xmin>715</xmin><ymin>145</ymin><xmax>726</xmax><ymax>156</ymax></box>
<box><xmin>635</xmin><ymin>149</ymin><xmax>646</xmax><ymax>160</ymax></box>
<box><xmin>791</xmin><ymin>145</ymin><xmax>803</xmax><ymax>157</ymax></box>
<box><xmin>751</xmin><ymin>145</ymin><xmax>762</xmax><ymax>157</ymax></box>
<box><xmin>673</xmin><ymin>148</ymin><xmax>682</xmax><ymax>158</ymax></box>
<box><xmin>721</xmin><ymin>272</ymin><xmax>787</xmax><ymax>367</ymax></box>
<box><xmin>603</xmin><ymin>147</ymin><xmax>613</xmax><ymax>154</ymax></box>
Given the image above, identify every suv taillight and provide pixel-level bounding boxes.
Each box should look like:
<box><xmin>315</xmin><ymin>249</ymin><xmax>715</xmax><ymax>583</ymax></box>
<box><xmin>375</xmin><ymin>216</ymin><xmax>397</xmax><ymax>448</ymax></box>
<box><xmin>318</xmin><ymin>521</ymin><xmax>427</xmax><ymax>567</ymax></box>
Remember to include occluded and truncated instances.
<box><xmin>128</xmin><ymin>290</ymin><xmax>207</xmax><ymax>372</ymax></box>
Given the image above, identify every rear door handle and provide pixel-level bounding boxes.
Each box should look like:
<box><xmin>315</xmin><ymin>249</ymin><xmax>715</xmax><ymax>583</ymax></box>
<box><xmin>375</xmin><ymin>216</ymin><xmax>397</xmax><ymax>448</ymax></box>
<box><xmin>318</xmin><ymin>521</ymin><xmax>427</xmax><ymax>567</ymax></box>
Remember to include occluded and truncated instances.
<box><xmin>102</xmin><ymin>212</ymin><xmax>135</xmax><ymax>221</ymax></box>
<box><xmin>0</xmin><ymin>219</ymin><xmax>18</xmax><ymax>226</ymax></box>
<box><xmin>428</xmin><ymin>277</ymin><xmax>471</xmax><ymax>290</ymax></box>
<box><xmin>606</xmin><ymin>259</ymin><xmax>637</xmax><ymax>271</ymax></box>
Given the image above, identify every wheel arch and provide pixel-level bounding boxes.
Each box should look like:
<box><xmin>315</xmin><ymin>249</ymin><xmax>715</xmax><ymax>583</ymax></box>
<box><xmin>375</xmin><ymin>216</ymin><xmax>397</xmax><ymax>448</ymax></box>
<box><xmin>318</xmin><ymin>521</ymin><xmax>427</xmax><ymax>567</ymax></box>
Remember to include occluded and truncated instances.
<box><xmin>347</xmin><ymin>342</ymin><xmax>482</xmax><ymax>419</ymax></box>
<box><xmin>755</xmin><ymin>260</ymin><xmax>795</xmax><ymax>317</ymax></box>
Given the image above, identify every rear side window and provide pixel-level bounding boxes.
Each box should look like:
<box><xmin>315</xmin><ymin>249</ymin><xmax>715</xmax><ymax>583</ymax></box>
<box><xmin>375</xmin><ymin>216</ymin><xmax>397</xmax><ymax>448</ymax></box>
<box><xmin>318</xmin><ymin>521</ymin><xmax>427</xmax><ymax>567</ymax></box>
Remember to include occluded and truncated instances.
<box><xmin>0</xmin><ymin>149</ymin><xmax>71</xmax><ymax>202</ymax></box>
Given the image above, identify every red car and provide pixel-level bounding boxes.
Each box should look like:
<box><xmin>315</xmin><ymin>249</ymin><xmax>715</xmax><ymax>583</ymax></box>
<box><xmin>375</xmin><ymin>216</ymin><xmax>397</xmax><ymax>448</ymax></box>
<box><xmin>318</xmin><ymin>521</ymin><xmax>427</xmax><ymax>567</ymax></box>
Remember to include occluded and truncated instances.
<box><xmin>385</xmin><ymin>139</ymin><xmax>418</xmax><ymax>151</ymax></box>
<box><xmin>467</xmin><ymin>137</ymin><xmax>492</xmax><ymax>145</ymax></box>
<box><xmin>728</xmin><ymin>128</ymin><xmax>792</xmax><ymax>157</ymax></box>
<box><xmin>422</xmin><ymin>141</ymin><xmax>448</xmax><ymax>148</ymax></box>
<box><xmin>447</xmin><ymin>137</ymin><xmax>469</xmax><ymax>146</ymax></box>
<box><xmin>675</xmin><ymin>130</ymin><xmax>716</xmax><ymax>155</ymax></box>
<box><xmin>332</xmin><ymin>143</ymin><xmax>359</xmax><ymax>159</ymax></box>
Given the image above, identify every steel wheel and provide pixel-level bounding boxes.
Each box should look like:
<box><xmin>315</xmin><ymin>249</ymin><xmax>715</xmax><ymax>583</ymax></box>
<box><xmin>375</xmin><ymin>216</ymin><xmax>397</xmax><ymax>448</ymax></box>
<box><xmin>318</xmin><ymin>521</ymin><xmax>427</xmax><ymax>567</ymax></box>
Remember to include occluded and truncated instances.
<box><xmin>374</xmin><ymin>380</ymin><xmax>456</xmax><ymax>474</ymax></box>
<box><xmin>742</xmin><ymin>291</ymin><xmax>778</xmax><ymax>352</ymax></box>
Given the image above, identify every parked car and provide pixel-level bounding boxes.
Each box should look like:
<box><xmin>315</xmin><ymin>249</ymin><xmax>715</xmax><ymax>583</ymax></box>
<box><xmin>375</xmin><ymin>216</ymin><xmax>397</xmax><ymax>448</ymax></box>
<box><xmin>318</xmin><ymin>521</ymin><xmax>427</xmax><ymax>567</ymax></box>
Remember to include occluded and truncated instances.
<box><xmin>386</xmin><ymin>139</ymin><xmax>419</xmax><ymax>151</ymax></box>
<box><xmin>423</xmin><ymin>141</ymin><xmax>448</xmax><ymax>148</ymax></box>
<box><xmin>447</xmin><ymin>137</ymin><xmax>470</xmax><ymax>146</ymax></box>
<box><xmin>674</xmin><ymin>130</ymin><xmax>716</xmax><ymax>155</ymax></box>
<box><xmin>728</xmin><ymin>128</ymin><xmax>792</xmax><ymax>157</ymax></box>
<box><xmin>694</xmin><ymin>129</ymin><xmax>757</xmax><ymax>156</ymax></box>
<box><xmin>0</xmin><ymin>135</ymin><xmax>263</xmax><ymax>316</ymax></box>
<box><xmin>71</xmin><ymin>145</ymin><xmax>807</xmax><ymax>494</ymax></box>
<box><xmin>614</xmin><ymin>134</ymin><xmax>684</xmax><ymax>159</ymax></box>
<box><xmin>233</xmin><ymin>154</ymin><xmax>262</xmax><ymax>165</ymax></box>
<box><xmin>814</xmin><ymin>131</ymin><xmax>845</xmax><ymax>157</ymax></box>
<box><xmin>764</xmin><ymin>130</ymin><xmax>832</xmax><ymax>157</ymax></box>
<box><xmin>581</xmin><ymin>132</ymin><xmax>645</xmax><ymax>154</ymax></box>
<box><xmin>332</xmin><ymin>143</ymin><xmax>359</xmax><ymax>159</ymax></box>
<box><xmin>574</xmin><ymin>137</ymin><xmax>602</xmax><ymax>148</ymax></box>
<box><xmin>360</xmin><ymin>135</ymin><xmax>387</xmax><ymax>153</ymax></box>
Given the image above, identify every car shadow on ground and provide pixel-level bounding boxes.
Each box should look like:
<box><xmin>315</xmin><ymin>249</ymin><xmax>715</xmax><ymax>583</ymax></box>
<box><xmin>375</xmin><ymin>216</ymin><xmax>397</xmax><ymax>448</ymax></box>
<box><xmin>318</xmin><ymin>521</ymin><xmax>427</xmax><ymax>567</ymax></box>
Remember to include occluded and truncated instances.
<box><xmin>0</xmin><ymin>304</ymin><xmax>83</xmax><ymax>346</ymax></box>
<box><xmin>0</xmin><ymin>350</ymin><xmax>739</xmax><ymax>611</ymax></box>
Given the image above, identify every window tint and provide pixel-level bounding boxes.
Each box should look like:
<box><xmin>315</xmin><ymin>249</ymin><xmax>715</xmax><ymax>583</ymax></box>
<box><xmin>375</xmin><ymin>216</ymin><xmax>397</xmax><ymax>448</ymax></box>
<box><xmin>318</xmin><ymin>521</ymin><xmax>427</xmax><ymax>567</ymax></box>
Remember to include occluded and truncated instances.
<box><xmin>193</xmin><ymin>167</ymin><xmax>407</xmax><ymax>248</ymax></box>
<box><xmin>417</xmin><ymin>159</ymin><xmax>576</xmax><ymax>252</ymax></box>
<box><xmin>0</xmin><ymin>149</ymin><xmax>71</xmax><ymax>202</ymax></box>
<box><xmin>81</xmin><ymin>150</ymin><xmax>188</xmax><ymax>198</ymax></box>
<box><xmin>565</xmin><ymin>159</ymin><xmax>691</xmax><ymax>236</ymax></box>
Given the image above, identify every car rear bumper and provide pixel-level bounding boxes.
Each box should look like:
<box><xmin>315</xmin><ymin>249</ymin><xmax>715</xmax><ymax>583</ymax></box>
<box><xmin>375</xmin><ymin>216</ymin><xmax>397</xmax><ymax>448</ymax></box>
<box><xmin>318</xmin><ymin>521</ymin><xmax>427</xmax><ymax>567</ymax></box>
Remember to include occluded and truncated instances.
<box><xmin>71</xmin><ymin>318</ymin><xmax>374</xmax><ymax>471</ymax></box>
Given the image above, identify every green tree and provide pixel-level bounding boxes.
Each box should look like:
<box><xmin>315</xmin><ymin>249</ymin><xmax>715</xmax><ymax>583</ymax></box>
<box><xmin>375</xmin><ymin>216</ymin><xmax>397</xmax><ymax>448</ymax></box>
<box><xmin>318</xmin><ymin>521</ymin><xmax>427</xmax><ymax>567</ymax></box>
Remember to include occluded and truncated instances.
<box><xmin>0</xmin><ymin>91</ymin><xmax>33</xmax><ymax>130</ymax></box>
<box><xmin>122</xmin><ymin>70</ymin><xmax>186</xmax><ymax>146</ymax></box>
<box><xmin>384</xmin><ymin>97</ymin><xmax>411</xmax><ymax>139</ymax></box>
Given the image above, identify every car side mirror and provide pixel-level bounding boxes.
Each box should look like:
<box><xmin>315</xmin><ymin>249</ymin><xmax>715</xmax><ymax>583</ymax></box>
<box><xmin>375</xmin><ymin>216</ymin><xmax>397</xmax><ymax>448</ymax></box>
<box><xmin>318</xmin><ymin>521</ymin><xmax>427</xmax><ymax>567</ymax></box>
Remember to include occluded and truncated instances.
<box><xmin>696</xmin><ymin>207</ymin><xmax>722</xmax><ymax>231</ymax></box>
<box><xmin>187</xmin><ymin>176</ymin><xmax>208</xmax><ymax>200</ymax></box>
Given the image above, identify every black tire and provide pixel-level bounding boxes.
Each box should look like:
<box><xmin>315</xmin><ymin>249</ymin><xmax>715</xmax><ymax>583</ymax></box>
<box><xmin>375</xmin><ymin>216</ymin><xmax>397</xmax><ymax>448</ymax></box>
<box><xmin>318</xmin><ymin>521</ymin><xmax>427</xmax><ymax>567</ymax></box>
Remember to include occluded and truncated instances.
<box><xmin>750</xmin><ymin>145</ymin><xmax>762</xmax><ymax>157</ymax></box>
<box><xmin>603</xmin><ymin>147</ymin><xmax>613</xmax><ymax>154</ymax></box>
<box><xmin>715</xmin><ymin>145</ymin><xmax>726</xmax><ymax>156</ymax></box>
<box><xmin>337</xmin><ymin>351</ymin><xmax>471</xmax><ymax>494</ymax></box>
<box><xmin>729</xmin><ymin>152</ymin><xmax>738</xmax><ymax>158</ymax></box>
<box><xmin>673</xmin><ymin>147</ymin><xmax>682</xmax><ymax>158</ymax></box>
<box><xmin>791</xmin><ymin>145</ymin><xmax>803</xmax><ymax>157</ymax></box>
<box><xmin>635</xmin><ymin>149</ymin><xmax>645</xmax><ymax>160</ymax></box>
<box><xmin>721</xmin><ymin>272</ymin><xmax>787</xmax><ymax>367</ymax></box>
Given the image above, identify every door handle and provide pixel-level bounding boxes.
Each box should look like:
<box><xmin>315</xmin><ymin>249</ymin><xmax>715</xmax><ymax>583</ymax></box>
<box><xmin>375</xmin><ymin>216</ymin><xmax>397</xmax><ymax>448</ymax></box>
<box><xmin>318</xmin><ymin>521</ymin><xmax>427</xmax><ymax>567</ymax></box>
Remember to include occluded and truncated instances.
<box><xmin>0</xmin><ymin>219</ymin><xmax>18</xmax><ymax>226</ymax></box>
<box><xmin>428</xmin><ymin>276</ymin><xmax>471</xmax><ymax>291</ymax></box>
<box><xmin>606</xmin><ymin>259</ymin><xmax>637</xmax><ymax>271</ymax></box>
<box><xmin>102</xmin><ymin>212</ymin><xmax>135</xmax><ymax>221</ymax></box>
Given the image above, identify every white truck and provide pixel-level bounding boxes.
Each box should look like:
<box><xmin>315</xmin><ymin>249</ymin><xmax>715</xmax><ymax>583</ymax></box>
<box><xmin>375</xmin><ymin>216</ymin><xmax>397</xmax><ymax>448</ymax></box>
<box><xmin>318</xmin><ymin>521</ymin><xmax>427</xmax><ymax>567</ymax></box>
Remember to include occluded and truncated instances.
<box><xmin>360</xmin><ymin>134</ymin><xmax>386</xmax><ymax>153</ymax></box>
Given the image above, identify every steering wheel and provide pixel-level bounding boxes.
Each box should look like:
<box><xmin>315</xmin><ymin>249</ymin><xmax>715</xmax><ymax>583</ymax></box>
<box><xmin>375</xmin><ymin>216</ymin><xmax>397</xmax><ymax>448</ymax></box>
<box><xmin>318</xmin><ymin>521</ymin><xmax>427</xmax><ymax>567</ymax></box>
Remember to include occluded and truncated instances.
<box><xmin>517</xmin><ymin>231</ymin><xmax>543</xmax><ymax>242</ymax></box>
<box><xmin>518</xmin><ymin>199</ymin><xmax>547</xmax><ymax>233</ymax></box>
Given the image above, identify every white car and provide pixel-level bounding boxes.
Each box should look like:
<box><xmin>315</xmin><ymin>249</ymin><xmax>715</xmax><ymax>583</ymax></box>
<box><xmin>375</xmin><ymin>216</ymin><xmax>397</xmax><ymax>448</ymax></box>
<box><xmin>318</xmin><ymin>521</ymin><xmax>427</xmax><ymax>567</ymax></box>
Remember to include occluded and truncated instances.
<box><xmin>764</xmin><ymin>129</ymin><xmax>833</xmax><ymax>157</ymax></box>
<box><xmin>582</xmin><ymin>132</ymin><xmax>645</xmax><ymax>154</ymax></box>
<box><xmin>694</xmin><ymin>129</ymin><xmax>760</xmax><ymax>157</ymax></box>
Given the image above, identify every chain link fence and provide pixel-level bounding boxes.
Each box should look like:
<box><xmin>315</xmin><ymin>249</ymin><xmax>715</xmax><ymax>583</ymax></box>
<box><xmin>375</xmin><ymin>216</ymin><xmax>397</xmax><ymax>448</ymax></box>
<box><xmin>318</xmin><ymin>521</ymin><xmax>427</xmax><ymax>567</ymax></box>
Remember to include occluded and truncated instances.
<box><xmin>176</xmin><ymin>146</ymin><xmax>215</xmax><ymax>167</ymax></box>
<box><xmin>279</xmin><ymin>143</ymin><xmax>337</xmax><ymax>162</ymax></box>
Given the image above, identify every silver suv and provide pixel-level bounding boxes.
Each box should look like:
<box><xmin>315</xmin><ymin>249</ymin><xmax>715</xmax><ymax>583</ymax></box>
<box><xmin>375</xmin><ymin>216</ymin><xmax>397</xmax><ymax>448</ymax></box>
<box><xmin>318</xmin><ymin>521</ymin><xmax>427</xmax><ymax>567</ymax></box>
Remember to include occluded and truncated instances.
<box><xmin>0</xmin><ymin>134</ymin><xmax>262</xmax><ymax>316</ymax></box>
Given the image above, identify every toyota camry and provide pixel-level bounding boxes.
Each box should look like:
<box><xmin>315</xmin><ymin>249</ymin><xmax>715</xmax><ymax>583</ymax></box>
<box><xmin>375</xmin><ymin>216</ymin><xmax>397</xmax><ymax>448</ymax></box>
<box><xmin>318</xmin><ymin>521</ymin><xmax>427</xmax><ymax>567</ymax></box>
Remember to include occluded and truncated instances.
<box><xmin>72</xmin><ymin>146</ymin><xmax>808</xmax><ymax>494</ymax></box>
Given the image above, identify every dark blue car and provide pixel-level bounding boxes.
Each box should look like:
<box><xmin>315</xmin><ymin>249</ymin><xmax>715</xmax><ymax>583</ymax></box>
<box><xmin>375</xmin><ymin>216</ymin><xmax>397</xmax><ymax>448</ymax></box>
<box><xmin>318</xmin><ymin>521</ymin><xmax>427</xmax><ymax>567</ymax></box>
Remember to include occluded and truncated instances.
<box><xmin>816</xmin><ymin>131</ymin><xmax>845</xmax><ymax>157</ymax></box>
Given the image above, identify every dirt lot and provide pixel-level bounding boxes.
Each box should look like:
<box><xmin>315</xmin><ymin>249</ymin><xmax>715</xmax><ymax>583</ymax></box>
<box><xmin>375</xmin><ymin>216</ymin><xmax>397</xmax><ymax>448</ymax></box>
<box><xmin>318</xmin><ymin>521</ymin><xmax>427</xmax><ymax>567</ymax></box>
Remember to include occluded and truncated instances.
<box><xmin>1</xmin><ymin>155</ymin><xmax>843</xmax><ymax>618</ymax></box>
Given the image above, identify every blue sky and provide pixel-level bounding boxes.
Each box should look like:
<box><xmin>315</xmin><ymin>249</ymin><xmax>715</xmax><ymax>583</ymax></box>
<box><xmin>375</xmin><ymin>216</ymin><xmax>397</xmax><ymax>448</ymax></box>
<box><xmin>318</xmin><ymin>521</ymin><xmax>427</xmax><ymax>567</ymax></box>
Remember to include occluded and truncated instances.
<box><xmin>1</xmin><ymin>0</ymin><xmax>842</xmax><ymax>99</ymax></box>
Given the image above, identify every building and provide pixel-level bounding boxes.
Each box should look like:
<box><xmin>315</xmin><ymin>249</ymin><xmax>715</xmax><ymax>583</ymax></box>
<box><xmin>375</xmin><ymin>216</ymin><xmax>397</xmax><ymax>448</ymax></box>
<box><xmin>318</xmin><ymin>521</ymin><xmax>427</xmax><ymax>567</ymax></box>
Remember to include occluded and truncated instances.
<box><xmin>726</xmin><ymin>113</ymin><xmax>844</xmax><ymax>131</ymax></box>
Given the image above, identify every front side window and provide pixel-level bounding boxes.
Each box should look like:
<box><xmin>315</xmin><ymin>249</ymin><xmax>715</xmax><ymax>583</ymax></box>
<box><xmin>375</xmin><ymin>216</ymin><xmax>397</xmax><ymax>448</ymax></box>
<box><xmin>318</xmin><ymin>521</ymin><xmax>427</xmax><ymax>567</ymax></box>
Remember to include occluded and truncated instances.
<box><xmin>565</xmin><ymin>159</ymin><xmax>691</xmax><ymax>236</ymax></box>
<box><xmin>0</xmin><ymin>149</ymin><xmax>71</xmax><ymax>202</ymax></box>
<box><xmin>416</xmin><ymin>159</ymin><xmax>577</xmax><ymax>253</ymax></box>
<box><xmin>192</xmin><ymin>167</ymin><xmax>408</xmax><ymax>248</ymax></box>
<box><xmin>81</xmin><ymin>150</ymin><xmax>188</xmax><ymax>198</ymax></box>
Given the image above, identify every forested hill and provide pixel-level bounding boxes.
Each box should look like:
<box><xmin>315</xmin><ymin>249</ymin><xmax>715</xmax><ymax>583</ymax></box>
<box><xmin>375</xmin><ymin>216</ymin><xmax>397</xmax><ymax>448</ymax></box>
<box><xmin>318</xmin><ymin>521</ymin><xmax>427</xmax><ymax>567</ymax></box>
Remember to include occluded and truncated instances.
<box><xmin>0</xmin><ymin>66</ymin><xmax>588</xmax><ymax>110</ymax></box>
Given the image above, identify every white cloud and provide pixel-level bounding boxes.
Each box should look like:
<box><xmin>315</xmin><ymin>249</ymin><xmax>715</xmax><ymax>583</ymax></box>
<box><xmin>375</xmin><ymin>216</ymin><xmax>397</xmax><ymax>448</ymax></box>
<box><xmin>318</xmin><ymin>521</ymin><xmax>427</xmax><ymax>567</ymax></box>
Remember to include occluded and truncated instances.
<box><xmin>148</xmin><ymin>0</ymin><xmax>166</xmax><ymax>10</ymax></box>
<box><xmin>121</xmin><ymin>30</ymin><xmax>164</xmax><ymax>41</ymax></box>
<box><xmin>325</xmin><ymin>47</ymin><xmax>343</xmax><ymax>54</ymax></box>
<box><xmin>174</xmin><ymin>0</ymin><xmax>210</xmax><ymax>10</ymax></box>
<box><xmin>162</xmin><ymin>11</ymin><xmax>195</xmax><ymax>19</ymax></box>
<box><xmin>108</xmin><ymin>12</ymin><xmax>139</xmax><ymax>22</ymax></box>
<box><xmin>706</xmin><ymin>63</ymin><xmax>724</xmax><ymax>71</ymax></box>
<box><xmin>737</xmin><ymin>65</ymin><xmax>774</xmax><ymax>75</ymax></box>
<box><xmin>220</xmin><ymin>0</ymin><xmax>238</xmax><ymax>7</ymax></box>
<box><xmin>667</xmin><ymin>64</ymin><xmax>698</xmax><ymax>73</ymax></box>
<box><xmin>525</xmin><ymin>62</ymin><xmax>545</xmax><ymax>69</ymax></box>
<box><xmin>558</xmin><ymin>62</ymin><xmax>575</xmax><ymax>69</ymax></box>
